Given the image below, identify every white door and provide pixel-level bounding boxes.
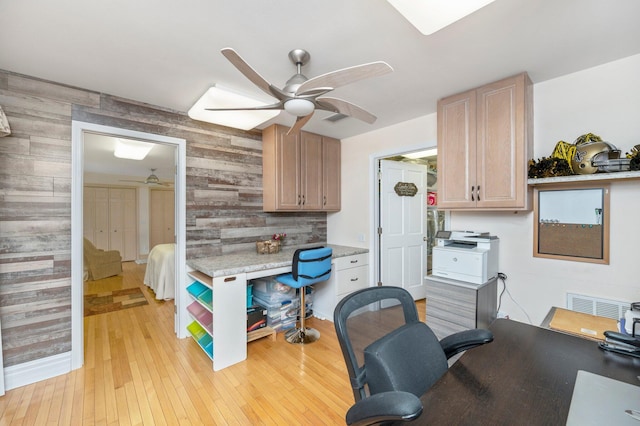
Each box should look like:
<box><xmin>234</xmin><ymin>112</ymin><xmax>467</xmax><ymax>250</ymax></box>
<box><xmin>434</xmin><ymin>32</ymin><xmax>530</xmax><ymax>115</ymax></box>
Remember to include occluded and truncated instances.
<box><xmin>379</xmin><ymin>160</ymin><xmax>427</xmax><ymax>300</ymax></box>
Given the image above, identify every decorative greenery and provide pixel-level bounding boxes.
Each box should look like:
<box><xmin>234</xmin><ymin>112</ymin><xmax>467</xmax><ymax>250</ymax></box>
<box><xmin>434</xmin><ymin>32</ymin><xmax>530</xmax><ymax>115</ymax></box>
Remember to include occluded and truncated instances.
<box><xmin>528</xmin><ymin>157</ymin><xmax>573</xmax><ymax>178</ymax></box>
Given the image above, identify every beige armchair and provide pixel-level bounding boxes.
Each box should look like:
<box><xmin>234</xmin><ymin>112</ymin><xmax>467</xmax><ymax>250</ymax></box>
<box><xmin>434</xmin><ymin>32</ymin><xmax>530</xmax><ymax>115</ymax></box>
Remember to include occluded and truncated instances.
<box><xmin>83</xmin><ymin>238</ymin><xmax>122</xmax><ymax>280</ymax></box>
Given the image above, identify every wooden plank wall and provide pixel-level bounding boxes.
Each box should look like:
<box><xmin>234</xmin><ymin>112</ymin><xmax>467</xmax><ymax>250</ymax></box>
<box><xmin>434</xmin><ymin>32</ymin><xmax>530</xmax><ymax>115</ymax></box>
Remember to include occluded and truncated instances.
<box><xmin>0</xmin><ymin>70</ymin><xmax>327</xmax><ymax>367</ymax></box>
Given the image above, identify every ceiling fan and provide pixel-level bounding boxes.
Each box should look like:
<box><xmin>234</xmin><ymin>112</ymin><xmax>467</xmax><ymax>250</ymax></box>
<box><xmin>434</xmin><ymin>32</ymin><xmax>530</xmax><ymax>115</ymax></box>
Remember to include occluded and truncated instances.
<box><xmin>120</xmin><ymin>169</ymin><xmax>172</xmax><ymax>186</ymax></box>
<box><xmin>207</xmin><ymin>48</ymin><xmax>394</xmax><ymax>134</ymax></box>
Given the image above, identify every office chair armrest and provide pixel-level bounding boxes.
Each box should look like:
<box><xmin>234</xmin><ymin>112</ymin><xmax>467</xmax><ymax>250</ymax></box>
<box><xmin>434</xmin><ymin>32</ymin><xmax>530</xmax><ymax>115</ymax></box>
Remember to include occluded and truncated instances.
<box><xmin>345</xmin><ymin>391</ymin><xmax>423</xmax><ymax>426</ymax></box>
<box><xmin>440</xmin><ymin>328</ymin><xmax>494</xmax><ymax>359</ymax></box>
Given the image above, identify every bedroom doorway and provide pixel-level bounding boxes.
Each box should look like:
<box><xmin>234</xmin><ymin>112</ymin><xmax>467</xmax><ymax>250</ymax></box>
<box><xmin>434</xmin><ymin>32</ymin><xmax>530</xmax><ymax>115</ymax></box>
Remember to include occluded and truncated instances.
<box><xmin>71</xmin><ymin>121</ymin><xmax>187</xmax><ymax>370</ymax></box>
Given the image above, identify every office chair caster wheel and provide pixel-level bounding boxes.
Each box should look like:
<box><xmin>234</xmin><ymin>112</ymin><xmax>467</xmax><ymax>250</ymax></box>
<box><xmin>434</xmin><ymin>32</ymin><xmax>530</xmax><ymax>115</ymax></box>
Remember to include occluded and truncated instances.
<box><xmin>285</xmin><ymin>327</ymin><xmax>320</xmax><ymax>344</ymax></box>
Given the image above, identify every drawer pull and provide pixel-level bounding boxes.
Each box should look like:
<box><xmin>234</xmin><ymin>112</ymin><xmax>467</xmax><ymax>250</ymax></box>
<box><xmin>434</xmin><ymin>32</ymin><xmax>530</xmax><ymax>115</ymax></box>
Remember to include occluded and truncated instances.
<box><xmin>350</xmin><ymin>277</ymin><xmax>359</xmax><ymax>282</ymax></box>
<box><xmin>350</xmin><ymin>260</ymin><xmax>358</xmax><ymax>264</ymax></box>
<box><xmin>223</xmin><ymin>276</ymin><xmax>237</xmax><ymax>282</ymax></box>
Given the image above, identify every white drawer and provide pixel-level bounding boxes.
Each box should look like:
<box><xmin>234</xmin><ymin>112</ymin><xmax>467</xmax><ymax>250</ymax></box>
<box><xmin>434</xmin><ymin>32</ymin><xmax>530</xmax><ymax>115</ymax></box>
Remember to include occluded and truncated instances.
<box><xmin>334</xmin><ymin>253</ymin><xmax>368</xmax><ymax>270</ymax></box>
<box><xmin>336</xmin><ymin>265</ymin><xmax>368</xmax><ymax>295</ymax></box>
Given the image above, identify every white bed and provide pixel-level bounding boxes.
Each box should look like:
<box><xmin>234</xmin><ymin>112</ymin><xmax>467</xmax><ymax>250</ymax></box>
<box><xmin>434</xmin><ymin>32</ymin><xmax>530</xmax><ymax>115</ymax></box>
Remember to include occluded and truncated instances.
<box><xmin>144</xmin><ymin>243</ymin><xmax>175</xmax><ymax>300</ymax></box>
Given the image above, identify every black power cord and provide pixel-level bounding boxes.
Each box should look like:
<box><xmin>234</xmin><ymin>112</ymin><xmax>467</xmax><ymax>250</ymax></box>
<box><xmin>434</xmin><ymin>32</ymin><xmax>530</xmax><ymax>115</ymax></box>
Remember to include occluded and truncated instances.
<box><xmin>497</xmin><ymin>272</ymin><xmax>532</xmax><ymax>324</ymax></box>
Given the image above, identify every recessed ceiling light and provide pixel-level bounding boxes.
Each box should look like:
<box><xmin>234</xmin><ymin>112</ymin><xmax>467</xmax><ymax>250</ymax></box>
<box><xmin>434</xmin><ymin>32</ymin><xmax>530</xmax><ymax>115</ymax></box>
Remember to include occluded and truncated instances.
<box><xmin>114</xmin><ymin>138</ymin><xmax>154</xmax><ymax>160</ymax></box>
<box><xmin>188</xmin><ymin>85</ymin><xmax>280</xmax><ymax>130</ymax></box>
<box><xmin>387</xmin><ymin>0</ymin><xmax>496</xmax><ymax>35</ymax></box>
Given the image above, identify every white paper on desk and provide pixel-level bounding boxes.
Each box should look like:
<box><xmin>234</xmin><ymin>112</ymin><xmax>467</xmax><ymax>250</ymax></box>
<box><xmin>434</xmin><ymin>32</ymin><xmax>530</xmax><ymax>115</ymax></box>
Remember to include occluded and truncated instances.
<box><xmin>566</xmin><ymin>370</ymin><xmax>640</xmax><ymax>426</ymax></box>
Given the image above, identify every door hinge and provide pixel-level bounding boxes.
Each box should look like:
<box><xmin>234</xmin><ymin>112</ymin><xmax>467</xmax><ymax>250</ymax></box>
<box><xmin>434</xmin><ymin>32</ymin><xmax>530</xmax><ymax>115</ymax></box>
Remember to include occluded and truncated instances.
<box><xmin>377</xmin><ymin>227</ymin><xmax>382</xmax><ymax>235</ymax></box>
<box><xmin>377</xmin><ymin>281</ymin><xmax>383</xmax><ymax>287</ymax></box>
<box><xmin>174</xmin><ymin>305</ymin><xmax>177</xmax><ymax>314</ymax></box>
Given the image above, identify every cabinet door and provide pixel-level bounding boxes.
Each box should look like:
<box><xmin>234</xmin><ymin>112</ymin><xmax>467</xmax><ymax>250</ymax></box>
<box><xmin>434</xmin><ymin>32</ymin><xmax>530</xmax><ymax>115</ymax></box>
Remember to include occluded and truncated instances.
<box><xmin>437</xmin><ymin>90</ymin><xmax>477</xmax><ymax>208</ymax></box>
<box><xmin>262</xmin><ymin>125</ymin><xmax>302</xmax><ymax>210</ymax></box>
<box><xmin>300</xmin><ymin>132</ymin><xmax>323</xmax><ymax>210</ymax></box>
<box><xmin>322</xmin><ymin>136</ymin><xmax>341</xmax><ymax>211</ymax></box>
<box><xmin>476</xmin><ymin>74</ymin><xmax>529</xmax><ymax>209</ymax></box>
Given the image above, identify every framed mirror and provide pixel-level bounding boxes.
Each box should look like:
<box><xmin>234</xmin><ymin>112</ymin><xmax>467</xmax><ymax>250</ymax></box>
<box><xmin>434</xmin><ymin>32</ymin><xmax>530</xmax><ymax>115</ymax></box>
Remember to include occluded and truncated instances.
<box><xmin>533</xmin><ymin>183</ymin><xmax>610</xmax><ymax>264</ymax></box>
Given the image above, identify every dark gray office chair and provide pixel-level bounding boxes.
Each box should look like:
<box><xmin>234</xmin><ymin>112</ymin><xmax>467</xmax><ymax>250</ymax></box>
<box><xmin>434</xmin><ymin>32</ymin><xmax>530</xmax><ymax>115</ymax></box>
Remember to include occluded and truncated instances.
<box><xmin>334</xmin><ymin>286</ymin><xmax>494</xmax><ymax>426</ymax></box>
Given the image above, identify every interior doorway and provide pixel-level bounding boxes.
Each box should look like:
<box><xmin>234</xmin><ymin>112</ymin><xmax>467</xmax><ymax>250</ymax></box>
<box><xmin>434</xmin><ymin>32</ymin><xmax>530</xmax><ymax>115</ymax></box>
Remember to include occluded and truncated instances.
<box><xmin>71</xmin><ymin>121</ymin><xmax>187</xmax><ymax>370</ymax></box>
<box><xmin>374</xmin><ymin>148</ymin><xmax>445</xmax><ymax>301</ymax></box>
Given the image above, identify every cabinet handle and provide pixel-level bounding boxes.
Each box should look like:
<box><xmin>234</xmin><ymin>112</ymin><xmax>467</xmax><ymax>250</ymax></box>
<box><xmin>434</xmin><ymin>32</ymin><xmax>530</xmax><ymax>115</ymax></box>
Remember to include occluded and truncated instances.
<box><xmin>302</xmin><ymin>194</ymin><xmax>305</xmax><ymax>205</ymax></box>
<box><xmin>350</xmin><ymin>277</ymin><xmax>359</xmax><ymax>282</ymax></box>
<box><xmin>323</xmin><ymin>196</ymin><xmax>326</xmax><ymax>206</ymax></box>
<box><xmin>471</xmin><ymin>186</ymin><xmax>475</xmax><ymax>201</ymax></box>
<box><xmin>477</xmin><ymin>185</ymin><xmax>481</xmax><ymax>201</ymax></box>
<box><xmin>350</xmin><ymin>260</ymin><xmax>358</xmax><ymax>264</ymax></box>
<box><xmin>223</xmin><ymin>276</ymin><xmax>236</xmax><ymax>282</ymax></box>
<box><xmin>298</xmin><ymin>194</ymin><xmax>301</xmax><ymax>205</ymax></box>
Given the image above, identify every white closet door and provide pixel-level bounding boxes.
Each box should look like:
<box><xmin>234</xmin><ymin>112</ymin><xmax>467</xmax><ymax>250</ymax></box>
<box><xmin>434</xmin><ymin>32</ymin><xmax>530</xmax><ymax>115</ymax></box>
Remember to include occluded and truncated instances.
<box><xmin>122</xmin><ymin>188</ymin><xmax>137</xmax><ymax>261</ymax></box>
<box><xmin>94</xmin><ymin>188</ymin><xmax>110</xmax><ymax>249</ymax></box>
<box><xmin>109</xmin><ymin>188</ymin><xmax>125</xmax><ymax>257</ymax></box>
<box><xmin>150</xmin><ymin>189</ymin><xmax>175</xmax><ymax>249</ymax></box>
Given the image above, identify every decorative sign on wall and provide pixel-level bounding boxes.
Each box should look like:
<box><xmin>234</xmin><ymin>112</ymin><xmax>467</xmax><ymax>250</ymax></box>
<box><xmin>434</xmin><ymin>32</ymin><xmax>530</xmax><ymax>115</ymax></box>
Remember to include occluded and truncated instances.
<box><xmin>394</xmin><ymin>182</ymin><xmax>418</xmax><ymax>197</ymax></box>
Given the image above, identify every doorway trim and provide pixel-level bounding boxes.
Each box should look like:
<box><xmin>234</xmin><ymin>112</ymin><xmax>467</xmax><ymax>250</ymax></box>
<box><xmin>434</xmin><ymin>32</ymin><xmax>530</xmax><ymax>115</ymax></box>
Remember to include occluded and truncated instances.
<box><xmin>71</xmin><ymin>121</ymin><xmax>187</xmax><ymax>370</ymax></box>
<box><xmin>369</xmin><ymin>143</ymin><xmax>443</xmax><ymax>293</ymax></box>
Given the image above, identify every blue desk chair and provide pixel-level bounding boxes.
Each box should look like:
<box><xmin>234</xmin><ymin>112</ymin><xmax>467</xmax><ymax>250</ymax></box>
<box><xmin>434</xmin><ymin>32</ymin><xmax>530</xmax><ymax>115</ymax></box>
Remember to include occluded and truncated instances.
<box><xmin>276</xmin><ymin>246</ymin><xmax>333</xmax><ymax>344</ymax></box>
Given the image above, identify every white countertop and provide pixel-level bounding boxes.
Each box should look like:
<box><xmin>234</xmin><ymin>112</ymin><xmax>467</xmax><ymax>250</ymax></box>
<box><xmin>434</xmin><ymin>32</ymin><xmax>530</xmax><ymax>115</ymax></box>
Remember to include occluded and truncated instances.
<box><xmin>187</xmin><ymin>244</ymin><xmax>368</xmax><ymax>278</ymax></box>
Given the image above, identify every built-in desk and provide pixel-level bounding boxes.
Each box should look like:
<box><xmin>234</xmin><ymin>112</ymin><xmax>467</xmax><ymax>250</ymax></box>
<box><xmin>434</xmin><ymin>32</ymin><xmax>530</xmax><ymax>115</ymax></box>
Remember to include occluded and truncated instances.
<box><xmin>186</xmin><ymin>244</ymin><xmax>368</xmax><ymax>371</ymax></box>
<box><xmin>407</xmin><ymin>319</ymin><xmax>640</xmax><ymax>425</ymax></box>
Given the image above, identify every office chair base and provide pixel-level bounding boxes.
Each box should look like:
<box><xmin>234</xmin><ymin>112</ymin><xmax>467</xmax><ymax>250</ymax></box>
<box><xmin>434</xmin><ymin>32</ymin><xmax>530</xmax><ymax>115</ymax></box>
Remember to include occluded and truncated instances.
<box><xmin>285</xmin><ymin>327</ymin><xmax>320</xmax><ymax>344</ymax></box>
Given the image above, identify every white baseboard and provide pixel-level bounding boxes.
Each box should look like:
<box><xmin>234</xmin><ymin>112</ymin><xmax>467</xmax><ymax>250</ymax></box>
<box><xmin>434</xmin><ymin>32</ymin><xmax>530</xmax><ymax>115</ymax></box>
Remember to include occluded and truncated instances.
<box><xmin>4</xmin><ymin>352</ymin><xmax>72</xmax><ymax>391</ymax></box>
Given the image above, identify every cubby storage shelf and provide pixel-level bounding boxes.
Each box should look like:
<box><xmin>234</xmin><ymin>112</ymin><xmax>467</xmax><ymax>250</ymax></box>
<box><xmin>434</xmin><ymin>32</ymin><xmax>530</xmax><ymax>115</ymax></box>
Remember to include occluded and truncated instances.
<box><xmin>187</xmin><ymin>320</ymin><xmax>214</xmax><ymax>360</ymax></box>
<box><xmin>187</xmin><ymin>301</ymin><xmax>213</xmax><ymax>333</ymax></box>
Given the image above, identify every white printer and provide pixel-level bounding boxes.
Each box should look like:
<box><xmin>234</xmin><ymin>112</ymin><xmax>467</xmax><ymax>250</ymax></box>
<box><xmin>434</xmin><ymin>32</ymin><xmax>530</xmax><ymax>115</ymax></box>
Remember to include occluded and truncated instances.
<box><xmin>432</xmin><ymin>231</ymin><xmax>499</xmax><ymax>284</ymax></box>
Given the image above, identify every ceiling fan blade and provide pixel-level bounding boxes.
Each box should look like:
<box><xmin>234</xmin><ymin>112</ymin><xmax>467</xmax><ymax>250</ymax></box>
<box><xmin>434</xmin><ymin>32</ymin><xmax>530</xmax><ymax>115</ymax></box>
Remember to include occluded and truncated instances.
<box><xmin>316</xmin><ymin>97</ymin><xmax>377</xmax><ymax>124</ymax></box>
<box><xmin>205</xmin><ymin>101</ymin><xmax>284</xmax><ymax>111</ymax></box>
<box><xmin>287</xmin><ymin>112</ymin><xmax>314</xmax><ymax>135</ymax></box>
<box><xmin>296</xmin><ymin>61</ymin><xmax>393</xmax><ymax>96</ymax></box>
<box><xmin>221</xmin><ymin>48</ymin><xmax>275</xmax><ymax>98</ymax></box>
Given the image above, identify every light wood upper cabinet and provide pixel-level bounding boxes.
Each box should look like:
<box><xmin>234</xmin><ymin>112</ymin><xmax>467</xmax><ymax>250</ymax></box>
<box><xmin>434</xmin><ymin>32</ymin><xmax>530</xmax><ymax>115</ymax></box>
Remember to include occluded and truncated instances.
<box><xmin>437</xmin><ymin>72</ymin><xmax>533</xmax><ymax>210</ymax></box>
<box><xmin>322</xmin><ymin>136</ymin><xmax>341</xmax><ymax>211</ymax></box>
<box><xmin>262</xmin><ymin>124</ymin><xmax>341</xmax><ymax>212</ymax></box>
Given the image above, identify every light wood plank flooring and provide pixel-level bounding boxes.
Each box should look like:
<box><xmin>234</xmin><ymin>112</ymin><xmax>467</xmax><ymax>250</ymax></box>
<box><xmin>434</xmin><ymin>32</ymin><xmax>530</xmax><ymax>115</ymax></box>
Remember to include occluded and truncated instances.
<box><xmin>0</xmin><ymin>262</ymin><xmax>426</xmax><ymax>425</ymax></box>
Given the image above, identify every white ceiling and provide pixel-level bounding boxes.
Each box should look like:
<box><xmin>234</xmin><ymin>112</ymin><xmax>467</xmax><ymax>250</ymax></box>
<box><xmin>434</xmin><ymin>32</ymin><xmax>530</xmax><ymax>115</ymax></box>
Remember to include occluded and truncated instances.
<box><xmin>1</xmin><ymin>0</ymin><xmax>640</xmax><ymax>142</ymax></box>
<box><xmin>83</xmin><ymin>133</ymin><xmax>176</xmax><ymax>182</ymax></box>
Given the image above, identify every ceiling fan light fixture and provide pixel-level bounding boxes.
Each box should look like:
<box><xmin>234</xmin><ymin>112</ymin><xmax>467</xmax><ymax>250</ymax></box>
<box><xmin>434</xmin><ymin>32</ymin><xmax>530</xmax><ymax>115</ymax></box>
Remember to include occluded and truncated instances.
<box><xmin>284</xmin><ymin>99</ymin><xmax>314</xmax><ymax>117</ymax></box>
<box><xmin>387</xmin><ymin>0</ymin><xmax>496</xmax><ymax>35</ymax></box>
<box><xmin>188</xmin><ymin>85</ymin><xmax>280</xmax><ymax>130</ymax></box>
<box><xmin>113</xmin><ymin>138</ymin><xmax>154</xmax><ymax>160</ymax></box>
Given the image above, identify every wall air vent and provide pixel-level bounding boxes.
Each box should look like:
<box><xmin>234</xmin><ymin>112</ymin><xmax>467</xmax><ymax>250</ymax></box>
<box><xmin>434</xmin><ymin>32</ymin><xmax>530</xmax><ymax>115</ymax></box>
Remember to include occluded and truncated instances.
<box><xmin>566</xmin><ymin>292</ymin><xmax>631</xmax><ymax>320</ymax></box>
<box><xmin>324</xmin><ymin>113</ymin><xmax>349</xmax><ymax>123</ymax></box>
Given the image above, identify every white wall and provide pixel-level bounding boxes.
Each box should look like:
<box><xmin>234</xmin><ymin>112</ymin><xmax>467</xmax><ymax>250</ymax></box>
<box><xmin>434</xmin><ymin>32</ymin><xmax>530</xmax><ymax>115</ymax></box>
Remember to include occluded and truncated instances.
<box><xmin>330</xmin><ymin>53</ymin><xmax>640</xmax><ymax>325</ymax></box>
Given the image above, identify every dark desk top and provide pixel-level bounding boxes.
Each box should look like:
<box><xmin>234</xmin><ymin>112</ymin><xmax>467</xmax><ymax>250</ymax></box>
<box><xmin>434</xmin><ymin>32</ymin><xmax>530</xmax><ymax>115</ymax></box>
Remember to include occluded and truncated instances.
<box><xmin>409</xmin><ymin>319</ymin><xmax>640</xmax><ymax>425</ymax></box>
